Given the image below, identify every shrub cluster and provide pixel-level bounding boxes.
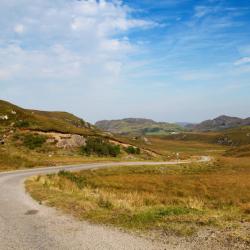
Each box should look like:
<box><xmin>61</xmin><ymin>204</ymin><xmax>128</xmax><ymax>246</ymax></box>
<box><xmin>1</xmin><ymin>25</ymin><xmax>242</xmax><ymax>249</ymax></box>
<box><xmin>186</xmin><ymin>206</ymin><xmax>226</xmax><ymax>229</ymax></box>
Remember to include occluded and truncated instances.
<box><xmin>125</xmin><ymin>146</ymin><xmax>140</xmax><ymax>155</ymax></box>
<box><xmin>58</xmin><ymin>170</ymin><xmax>86</xmax><ymax>189</ymax></box>
<box><xmin>80</xmin><ymin>137</ymin><xmax>120</xmax><ymax>157</ymax></box>
<box><xmin>15</xmin><ymin>120</ymin><xmax>30</xmax><ymax>128</ymax></box>
<box><xmin>23</xmin><ymin>134</ymin><xmax>46</xmax><ymax>149</ymax></box>
<box><xmin>142</xmin><ymin>127</ymin><xmax>161</xmax><ymax>133</ymax></box>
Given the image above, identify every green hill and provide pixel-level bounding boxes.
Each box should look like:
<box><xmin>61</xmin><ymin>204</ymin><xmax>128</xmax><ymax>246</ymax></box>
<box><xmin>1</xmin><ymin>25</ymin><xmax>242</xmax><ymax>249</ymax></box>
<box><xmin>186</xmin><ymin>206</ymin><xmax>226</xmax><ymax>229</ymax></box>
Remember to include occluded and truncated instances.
<box><xmin>95</xmin><ymin>118</ymin><xmax>183</xmax><ymax>136</ymax></box>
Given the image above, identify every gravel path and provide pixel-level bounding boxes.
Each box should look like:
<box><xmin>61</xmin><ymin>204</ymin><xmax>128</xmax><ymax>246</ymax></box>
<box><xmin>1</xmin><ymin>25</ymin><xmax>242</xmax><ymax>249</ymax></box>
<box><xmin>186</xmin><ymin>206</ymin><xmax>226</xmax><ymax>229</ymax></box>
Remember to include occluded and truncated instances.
<box><xmin>0</xmin><ymin>159</ymin><xmax>209</xmax><ymax>250</ymax></box>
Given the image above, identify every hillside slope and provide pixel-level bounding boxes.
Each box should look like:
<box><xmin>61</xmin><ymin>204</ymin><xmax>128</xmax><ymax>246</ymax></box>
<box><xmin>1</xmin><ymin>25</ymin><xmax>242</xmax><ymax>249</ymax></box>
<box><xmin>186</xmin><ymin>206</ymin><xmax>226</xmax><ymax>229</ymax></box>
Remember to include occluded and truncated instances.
<box><xmin>189</xmin><ymin>115</ymin><xmax>250</xmax><ymax>131</ymax></box>
<box><xmin>0</xmin><ymin>100</ymin><xmax>98</xmax><ymax>136</ymax></box>
<box><xmin>95</xmin><ymin>118</ymin><xmax>183</xmax><ymax>135</ymax></box>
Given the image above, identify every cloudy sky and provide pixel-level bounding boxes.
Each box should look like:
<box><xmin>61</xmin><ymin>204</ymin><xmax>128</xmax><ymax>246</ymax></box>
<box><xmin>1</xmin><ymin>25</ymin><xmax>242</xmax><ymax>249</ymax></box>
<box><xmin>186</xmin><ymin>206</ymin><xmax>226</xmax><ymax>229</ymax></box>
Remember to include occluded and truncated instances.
<box><xmin>0</xmin><ymin>0</ymin><xmax>250</xmax><ymax>123</ymax></box>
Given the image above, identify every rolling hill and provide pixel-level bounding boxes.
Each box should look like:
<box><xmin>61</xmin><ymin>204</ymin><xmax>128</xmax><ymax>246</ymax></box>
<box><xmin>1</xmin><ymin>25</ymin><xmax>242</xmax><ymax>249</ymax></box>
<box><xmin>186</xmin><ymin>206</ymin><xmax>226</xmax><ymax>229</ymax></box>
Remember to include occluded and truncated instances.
<box><xmin>188</xmin><ymin>115</ymin><xmax>250</xmax><ymax>131</ymax></box>
<box><xmin>95</xmin><ymin>118</ymin><xmax>183</xmax><ymax>135</ymax></box>
<box><xmin>0</xmin><ymin>99</ymin><xmax>98</xmax><ymax>136</ymax></box>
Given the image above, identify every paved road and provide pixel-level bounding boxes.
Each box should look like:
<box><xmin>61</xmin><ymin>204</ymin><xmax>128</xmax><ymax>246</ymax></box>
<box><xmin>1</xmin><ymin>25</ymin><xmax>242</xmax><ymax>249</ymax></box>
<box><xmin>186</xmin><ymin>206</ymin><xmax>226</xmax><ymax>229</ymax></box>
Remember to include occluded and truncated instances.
<box><xmin>0</xmin><ymin>158</ymin><xmax>209</xmax><ymax>250</ymax></box>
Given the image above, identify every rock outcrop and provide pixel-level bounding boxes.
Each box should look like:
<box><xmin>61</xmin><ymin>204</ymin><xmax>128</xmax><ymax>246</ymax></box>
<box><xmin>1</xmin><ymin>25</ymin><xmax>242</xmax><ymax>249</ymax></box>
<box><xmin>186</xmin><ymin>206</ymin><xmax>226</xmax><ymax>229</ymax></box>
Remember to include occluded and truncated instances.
<box><xmin>36</xmin><ymin>131</ymin><xmax>86</xmax><ymax>149</ymax></box>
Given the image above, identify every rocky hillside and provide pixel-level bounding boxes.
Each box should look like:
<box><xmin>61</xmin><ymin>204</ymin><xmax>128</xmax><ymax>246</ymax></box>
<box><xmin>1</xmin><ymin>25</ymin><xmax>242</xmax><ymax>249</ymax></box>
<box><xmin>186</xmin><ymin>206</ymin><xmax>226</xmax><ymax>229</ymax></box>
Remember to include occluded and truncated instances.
<box><xmin>188</xmin><ymin>115</ymin><xmax>250</xmax><ymax>131</ymax></box>
<box><xmin>95</xmin><ymin>118</ymin><xmax>183</xmax><ymax>136</ymax></box>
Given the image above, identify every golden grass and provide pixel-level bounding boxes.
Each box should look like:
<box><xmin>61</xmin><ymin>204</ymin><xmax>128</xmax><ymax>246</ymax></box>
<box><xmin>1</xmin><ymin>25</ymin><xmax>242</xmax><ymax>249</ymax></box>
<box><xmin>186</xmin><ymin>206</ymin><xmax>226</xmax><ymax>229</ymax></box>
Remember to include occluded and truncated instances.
<box><xmin>118</xmin><ymin>135</ymin><xmax>226</xmax><ymax>158</ymax></box>
<box><xmin>26</xmin><ymin>157</ymin><xmax>250</xmax><ymax>239</ymax></box>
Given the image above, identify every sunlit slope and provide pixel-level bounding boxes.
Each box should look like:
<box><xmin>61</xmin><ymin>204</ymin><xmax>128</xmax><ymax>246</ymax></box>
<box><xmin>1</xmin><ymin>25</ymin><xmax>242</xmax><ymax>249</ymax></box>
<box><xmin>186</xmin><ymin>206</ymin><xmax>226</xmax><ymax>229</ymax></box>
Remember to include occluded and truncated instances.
<box><xmin>0</xmin><ymin>99</ymin><xmax>98</xmax><ymax>136</ymax></box>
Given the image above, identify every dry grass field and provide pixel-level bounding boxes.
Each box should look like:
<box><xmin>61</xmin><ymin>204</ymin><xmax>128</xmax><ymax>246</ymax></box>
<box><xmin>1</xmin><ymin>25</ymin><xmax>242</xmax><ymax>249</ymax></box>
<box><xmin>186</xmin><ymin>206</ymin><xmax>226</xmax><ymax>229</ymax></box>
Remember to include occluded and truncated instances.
<box><xmin>26</xmin><ymin>156</ymin><xmax>250</xmax><ymax>245</ymax></box>
<box><xmin>118</xmin><ymin>134</ymin><xmax>226</xmax><ymax>159</ymax></box>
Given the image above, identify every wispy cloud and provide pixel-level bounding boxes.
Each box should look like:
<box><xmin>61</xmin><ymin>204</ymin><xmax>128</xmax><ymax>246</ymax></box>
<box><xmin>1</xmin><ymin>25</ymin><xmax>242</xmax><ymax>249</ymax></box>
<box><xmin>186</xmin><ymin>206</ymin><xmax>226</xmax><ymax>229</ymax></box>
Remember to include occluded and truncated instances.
<box><xmin>234</xmin><ymin>57</ymin><xmax>250</xmax><ymax>66</ymax></box>
<box><xmin>194</xmin><ymin>6</ymin><xmax>217</xmax><ymax>18</ymax></box>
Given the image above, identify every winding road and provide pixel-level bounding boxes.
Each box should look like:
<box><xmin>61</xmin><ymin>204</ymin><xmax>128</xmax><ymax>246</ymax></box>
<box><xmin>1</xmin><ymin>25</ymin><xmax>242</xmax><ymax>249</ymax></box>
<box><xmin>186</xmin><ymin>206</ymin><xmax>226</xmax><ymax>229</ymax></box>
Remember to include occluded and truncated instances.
<box><xmin>0</xmin><ymin>158</ymin><xmax>210</xmax><ymax>250</ymax></box>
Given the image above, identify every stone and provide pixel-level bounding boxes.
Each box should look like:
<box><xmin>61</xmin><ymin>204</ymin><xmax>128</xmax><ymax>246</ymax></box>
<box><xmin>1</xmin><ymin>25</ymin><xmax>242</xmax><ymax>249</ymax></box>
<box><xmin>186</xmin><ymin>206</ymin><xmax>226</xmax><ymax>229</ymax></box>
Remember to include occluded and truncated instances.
<box><xmin>56</xmin><ymin>134</ymin><xmax>86</xmax><ymax>149</ymax></box>
<box><xmin>0</xmin><ymin>115</ymin><xmax>8</xmax><ymax>120</ymax></box>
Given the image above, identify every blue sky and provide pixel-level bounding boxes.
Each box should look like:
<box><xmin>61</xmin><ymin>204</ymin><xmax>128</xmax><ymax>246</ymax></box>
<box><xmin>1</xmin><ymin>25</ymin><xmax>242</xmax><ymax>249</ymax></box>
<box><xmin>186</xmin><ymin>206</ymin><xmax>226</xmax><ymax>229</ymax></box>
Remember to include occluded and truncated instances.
<box><xmin>0</xmin><ymin>0</ymin><xmax>250</xmax><ymax>123</ymax></box>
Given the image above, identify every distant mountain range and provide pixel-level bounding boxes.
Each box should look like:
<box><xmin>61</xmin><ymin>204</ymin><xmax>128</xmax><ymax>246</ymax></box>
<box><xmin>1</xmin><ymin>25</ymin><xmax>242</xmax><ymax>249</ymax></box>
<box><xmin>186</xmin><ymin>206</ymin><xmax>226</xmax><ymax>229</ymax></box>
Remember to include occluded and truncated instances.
<box><xmin>187</xmin><ymin>115</ymin><xmax>250</xmax><ymax>131</ymax></box>
<box><xmin>2</xmin><ymin>98</ymin><xmax>247</xmax><ymax>135</ymax></box>
<box><xmin>96</xmin><ymin>115</ymin><xmax>250</xmax><ymax>134</ymax></box>
<box><xmin>95</xmin><ymin>118</ymin><xmax>183</xmax><ymax>135</ymax></box>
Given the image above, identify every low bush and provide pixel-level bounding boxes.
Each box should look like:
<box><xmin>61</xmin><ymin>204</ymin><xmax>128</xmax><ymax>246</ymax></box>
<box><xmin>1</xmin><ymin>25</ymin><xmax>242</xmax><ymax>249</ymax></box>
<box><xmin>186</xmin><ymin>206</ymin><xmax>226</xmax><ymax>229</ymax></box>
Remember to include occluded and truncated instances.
<box><xmin>23</xmin><ymin>134</ymin><xmax>46</xmax><ymax>149</ymax></box>
<box><xmin>125</xmin><ymin>146</ymin><xmax>140</xmax><ymax>154</ymax></box>
<box><xmin>15</xmin><ymin>120</ymin><xmax>30</xmax><ymax>128</ymax></box>
<box><xmin>80</xmin><ymin>137</ymin><xmax>120</xmax><ymax>157</ymax></box>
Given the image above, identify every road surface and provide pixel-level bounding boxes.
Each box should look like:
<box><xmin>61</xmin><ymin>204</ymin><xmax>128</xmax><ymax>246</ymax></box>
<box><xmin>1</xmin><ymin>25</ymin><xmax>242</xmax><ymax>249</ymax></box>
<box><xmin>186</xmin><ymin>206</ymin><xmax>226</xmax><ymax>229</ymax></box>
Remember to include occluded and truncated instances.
<box><xmin>0</xmin><ymin>158</ymin><xmax>209</xmax><ymax>250</ymax></box>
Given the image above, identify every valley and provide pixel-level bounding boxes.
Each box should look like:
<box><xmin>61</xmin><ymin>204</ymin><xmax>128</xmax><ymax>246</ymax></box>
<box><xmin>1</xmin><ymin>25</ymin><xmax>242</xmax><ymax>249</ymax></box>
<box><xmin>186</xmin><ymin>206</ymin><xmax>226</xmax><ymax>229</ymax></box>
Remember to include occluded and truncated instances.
<box><xmin>1</xmin><ymin>99</ymin><xmax>250</xmax><ymax>249</ymax></box>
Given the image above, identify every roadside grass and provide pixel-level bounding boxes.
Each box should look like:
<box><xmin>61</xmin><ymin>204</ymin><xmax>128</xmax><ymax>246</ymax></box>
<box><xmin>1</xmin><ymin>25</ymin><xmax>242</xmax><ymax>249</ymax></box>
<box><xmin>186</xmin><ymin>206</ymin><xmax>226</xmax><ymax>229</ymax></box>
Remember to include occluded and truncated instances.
<box><xmin>26</xmin><ymin>157</ymin><xmax>250</xmax><ymax>240</ymax></box>
<box><xmin>0</xmin><ymin>142</ymin><xmax>125</xmax><ymax>172</ymax></box>
<box><xmin>0</xmin><ymin>129</ymin><xmax>145</xmax><ymax>172</ymax></box>
<box><xmin>0</xmin><ymin>148</ymin><xmax>126</xmax><ymax>171</ymax></box>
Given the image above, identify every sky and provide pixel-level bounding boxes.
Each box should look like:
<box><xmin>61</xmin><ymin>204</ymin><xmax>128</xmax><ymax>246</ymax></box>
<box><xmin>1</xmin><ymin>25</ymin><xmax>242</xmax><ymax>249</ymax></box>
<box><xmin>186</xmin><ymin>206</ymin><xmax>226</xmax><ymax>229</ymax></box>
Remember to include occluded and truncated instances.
<box><xmin>0</xmin><ymin>0</ymin><xmax>250</xmax><ymax>123</ymax></box>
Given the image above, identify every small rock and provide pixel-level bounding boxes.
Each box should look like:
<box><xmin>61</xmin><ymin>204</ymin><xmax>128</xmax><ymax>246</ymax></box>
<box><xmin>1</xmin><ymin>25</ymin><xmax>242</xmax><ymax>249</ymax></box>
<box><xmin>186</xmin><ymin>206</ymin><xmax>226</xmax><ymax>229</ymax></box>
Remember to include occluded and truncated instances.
<box><xmin>56</xmin><ymin>134</ymin><xmax>86</xmax><ymax>149</ymax></box>
<box><xmin>0</xmin><ymin>115</ymin><xmax>8</xmax><ymax>120</ymax></box>
<box><xmin>46</xmin><ymin>138</ymin><xmax>55</xmax><ymax>143</ymax></box>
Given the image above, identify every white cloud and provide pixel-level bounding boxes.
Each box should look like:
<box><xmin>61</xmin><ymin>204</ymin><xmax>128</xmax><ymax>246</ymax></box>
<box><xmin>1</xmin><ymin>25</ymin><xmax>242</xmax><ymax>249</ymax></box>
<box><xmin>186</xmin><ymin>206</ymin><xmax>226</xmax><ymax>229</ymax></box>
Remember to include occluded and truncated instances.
<box><xmin>194</xmin><ymin>5</ymin><xmax>219</xmax><ymax>18</ymax></box>
<box><xmin>105</xmin><ymin>61</ymin><xmax>122</xmax><ymax>76</ymax></box>
<box><xmin>0</xmin><ymin>0</ymin><xmax>154</xmax><ymax>87</ymax></box>
<box><xmin>14</xmin><ymin>24</ymin><xmax>25</xmax><ymax>34</ymax></box>
<box><xmin>234</xmin><ymin>57</ymin><xmax>250</xmax><ymax>66</ymax></box>
<box><xmin>194</xmin><ymin>6</ymin><xmax>211</xmax><ymax>18</ymax></box>
<box><xmin>71</xmin><ymin>18</ymin><xmax>96</xmax><ymax>31</ymax></box>
<box><xmin>0</xmin><ymin>69</ymin><xmax>11</xmax><ymax>80</ymax></box>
